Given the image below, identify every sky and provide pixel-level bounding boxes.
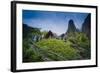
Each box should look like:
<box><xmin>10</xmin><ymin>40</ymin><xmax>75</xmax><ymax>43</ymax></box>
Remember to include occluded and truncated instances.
<box><xmin>23</xmin><ymin>10</ymin><xmax>89</xmax><ymax>36</ymax></box>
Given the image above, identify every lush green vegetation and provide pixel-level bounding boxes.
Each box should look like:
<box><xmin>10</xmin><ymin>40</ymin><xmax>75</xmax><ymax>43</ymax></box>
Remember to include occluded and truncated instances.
<box><xmin>67</xmin><ymin>32</ymin><xmax>91</xmax><ymax>59</ymax></box>
<box><xmin>23</xmin><ymin>24</ymin><xmax>90</xmax><ymax>62</ymax></box>
<box><xmin>36</xmin><ymin>39</ymin><xmax>81</xmax><ymax>60</ymax></box>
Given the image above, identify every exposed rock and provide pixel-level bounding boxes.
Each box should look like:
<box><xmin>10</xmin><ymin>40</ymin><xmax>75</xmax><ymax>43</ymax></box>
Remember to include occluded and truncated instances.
<box><xmin>82</xmin><ymin>14</ymin><xmax>91</xmax><ymax>39</ymax></box>
<box><xmin>67</xmin><ymin>19</ymin><xmax>77</xmax><ymax>34</ymax></box>
<box><xmin>58</xmin><ymin>19</ymin><xmax>77</xmax><ymax>41</ymax></box>
<box><xmin>45</xmin><ymin>30</ymin><xmax>54</xmax><ymax>39</ymax></box>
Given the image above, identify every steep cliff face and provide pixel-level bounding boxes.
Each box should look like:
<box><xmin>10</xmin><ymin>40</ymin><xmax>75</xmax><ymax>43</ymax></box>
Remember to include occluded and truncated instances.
<box><xmin>67</xmin><ymin>19</ymin><xmax>77</xmax><ymax>34</ymax></box>
<box><xmin>59</xmin><ymin>19</ymin><xmax>77</xmax><ymax>40</ymax></box>
<box><xmin>82</xmin><ymin>14</ymin><xmax>91</xmax><ymax>39</ymax></box>
<box><xmin>66</xmin><ymin>19</ymin><xmax>77</xmax><ymax>35</ymax></box>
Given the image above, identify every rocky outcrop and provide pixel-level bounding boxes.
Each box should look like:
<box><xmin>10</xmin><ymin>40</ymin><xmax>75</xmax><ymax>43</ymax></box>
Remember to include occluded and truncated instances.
<box><xmin>45</xmin><ymin>30</ymin><xmax>54</xmax><ymax>39</ymax></box>
<box><xmin>58</xmin><ymin>19</ymin><xmax>77</xmax><ymax>40</ymax></box>
<box><xmin>44</xmin><ymin>30</ymin><xmax>58</xmax><ymax>39</ymax></box>
<box><xmin>67</xmin><ymin>19</ymin><xmax>77</xmax><ymax>34</ymax></box>
<box><xmin>82</xmin><ymin>14</ymin><xmax>91</xmax><ymax>39</ymax></box>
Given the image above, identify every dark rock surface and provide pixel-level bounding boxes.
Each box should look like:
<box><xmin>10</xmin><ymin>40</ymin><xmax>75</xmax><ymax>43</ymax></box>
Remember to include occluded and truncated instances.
<box><xmin>67</xmin><ymin>19</ymin><xmax>77</xmax><ymax>34</ymax></box>
<box><xmin>45</xmin><ymin>30</ymin><xmax>54</xmax><ymax>39</ymax></box>
<box><xmin>82</xmin><ymin>14</ymin><xmax>91</xmax><ymax>39</ymax></box>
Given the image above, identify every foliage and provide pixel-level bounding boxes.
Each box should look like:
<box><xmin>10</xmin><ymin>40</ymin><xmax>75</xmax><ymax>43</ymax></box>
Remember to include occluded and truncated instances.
<box><xmin>41</xmin><ymin>31</ymin><xmax>48</xmax><ymax>37</ymax></box>
<box><xmin>36</xmin><ymin>39</ymin><xmax>81</xmax><ymax>60</ymax></box>
<box><xmin>23</xmin><ymin>24</ymin><xmax>91</xmax><ymax>62</ymax></box>
<box><xmin>67</xmin><ymin>32</ymin><xmax>91</xmax><ymax>59</ymax></box>
<box><xmin>23</xmin><ymin>24</ymin><xmax>43</xmax><ymax>62</ymax></box>
<box><xmin>23</xmin><ymin>39</ymin><xmax>43</xmax><ymax>62</ymax></box>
